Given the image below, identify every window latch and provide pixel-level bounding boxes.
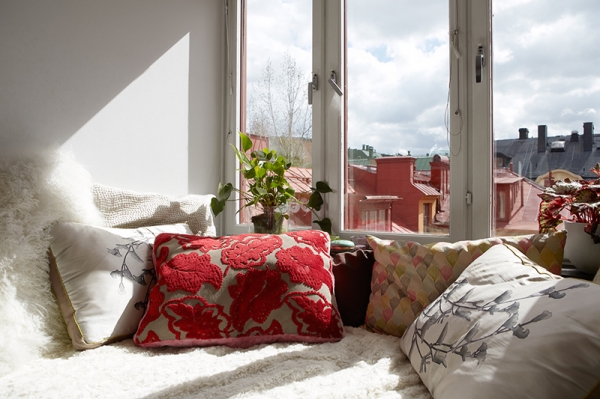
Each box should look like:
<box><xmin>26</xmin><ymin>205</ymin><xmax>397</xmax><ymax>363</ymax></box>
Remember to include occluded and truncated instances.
<box><xmin>476</xmin><ymin>45</ymin><xmax>485</xmax><ymax>83</ymax></box>
<box><xmin>308</xmin><ymin>73</ymin><xmax>318</xmax><ymax>105</ymax></box>
<box><xmin>328</xmin><ymin>71</ymin><xmax>344</xmax><ymax>96</ymax></box>
<box><xmin>465</xmin><ymin>191</ymin><xmax>472</xmax><ymax>205</ymax></box>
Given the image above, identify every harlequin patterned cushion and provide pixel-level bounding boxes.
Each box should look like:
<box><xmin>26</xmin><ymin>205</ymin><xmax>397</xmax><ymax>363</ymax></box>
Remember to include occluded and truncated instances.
<box><xmin>499</xmin><ymin>232</ymin><xmax>566</xmax><ymax>275</ymax></box>
<box><xmin>365</xmin><ymin>232</ymin><xmax>566</xmax><ymax>338</ymax></box>
<box><xmin>134</xmin><ymin>230</ymin><xmax>344</xmax><ymax>348</ymax></box>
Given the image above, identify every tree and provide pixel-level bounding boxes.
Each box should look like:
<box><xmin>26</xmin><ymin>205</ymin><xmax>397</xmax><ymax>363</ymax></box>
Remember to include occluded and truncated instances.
<box><xmin>247</xmin><ymin>52</ymin><xmax>312</xmax><ymax>168</ymax></box>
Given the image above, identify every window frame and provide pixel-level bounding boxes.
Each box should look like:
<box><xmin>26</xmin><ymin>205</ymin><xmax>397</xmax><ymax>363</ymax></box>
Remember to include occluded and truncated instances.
<box><xmin>220</xmin><ymin>0</ymin><xmax>493</xmax><ymax>243</ymax></box>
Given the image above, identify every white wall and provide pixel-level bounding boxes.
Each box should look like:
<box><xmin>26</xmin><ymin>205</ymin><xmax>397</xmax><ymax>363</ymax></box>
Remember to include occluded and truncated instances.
<box><xmin>0</xmin><ymin>0</ymin><xmax>224</xmax><ymax>196</ymax></box>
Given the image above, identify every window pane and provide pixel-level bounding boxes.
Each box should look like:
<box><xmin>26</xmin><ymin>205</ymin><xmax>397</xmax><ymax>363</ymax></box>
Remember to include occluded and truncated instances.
<box><xmin>492</xmin><ymin>1</ymin><xmax>600</xmax><ymax>236</ymax></box>
<box><xmin>345</xmin><ymin>0</ymin><xmax>450</xmax><ymax>235</ymax></box>
<box><xmin>242</xmin><ymin>0</ymin><xmax>313</xmax><ymax>228</ymax></box>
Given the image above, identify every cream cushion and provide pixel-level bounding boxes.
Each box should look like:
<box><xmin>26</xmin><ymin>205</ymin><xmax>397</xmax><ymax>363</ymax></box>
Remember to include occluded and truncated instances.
<box><xmin>49</xmin><ymin>222</ymin><xmax>191</xmax><ymax>350</ymax></box>
<box><xmin>400</xmin><ymin>244</ymin><xmax>600</xmax><ymax>399</ymax></box>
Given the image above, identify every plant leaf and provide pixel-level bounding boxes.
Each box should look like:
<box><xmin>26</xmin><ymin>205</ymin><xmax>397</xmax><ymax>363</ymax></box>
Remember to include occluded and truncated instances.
<box><xmin>217</xmin><ymin>182</ymin><xmax>233</xmax><ymax>201</ymax></box>
<box><xmin>307</xmin><ymin>191</ymin><xmax>324</xmax><ymax>211</ymax></box>
<box><xmin>316</xmin><ymin>181</ymin><xmax>333</xmax><ymax>193</ymax></box>
<box><xmin>314</xmin><ymin>218</ymin><xmax>332</xmax><ymax>235</ymax></box>
<box><xmin>210</xmin><ymin>197</ymin><xmax>226</xmax><ymax>216</ymax></box>
<box><xmin>240</xmin><ymin>132</ymin><xmax>252</xmax><ymax>153</ymax></box>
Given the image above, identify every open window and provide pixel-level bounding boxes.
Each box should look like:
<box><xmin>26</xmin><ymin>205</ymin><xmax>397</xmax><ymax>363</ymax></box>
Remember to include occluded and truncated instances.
<box><xmin>223</xmin><ymin>0</ymin><xmax>494</xmax><ymax>242</ymax></box>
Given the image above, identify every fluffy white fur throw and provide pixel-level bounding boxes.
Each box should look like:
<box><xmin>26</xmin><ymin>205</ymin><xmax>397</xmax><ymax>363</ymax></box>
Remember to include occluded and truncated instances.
<box><xmin>1</xmin><ymin>327</ymin><xmax>431</xmax><ymax>399</ymax></box>
<box><xmin>0</xmin><ymin>150</ymin><xmax>431</xmax><ymax>398</ymax></box>
<box><xmin>0</xmin><ymin>149</ymin><xmax>103</xmax><ymax>376</ymax></box>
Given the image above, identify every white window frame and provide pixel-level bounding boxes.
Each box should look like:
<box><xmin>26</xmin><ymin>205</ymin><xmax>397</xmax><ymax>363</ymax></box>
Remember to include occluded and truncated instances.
<box><xmin>220</xmin><ymin>0</ymin><xmax>493</xmax><ymax>243</ymax></box>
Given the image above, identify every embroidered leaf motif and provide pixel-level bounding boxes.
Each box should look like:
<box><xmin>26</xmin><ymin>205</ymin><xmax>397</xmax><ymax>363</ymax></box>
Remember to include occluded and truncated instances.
<box><xmin>276</xmin><ymin>246</ymin><xmax>332</xmax><ymax>291</ymax></box>
<box><xmin>493</xmin><ymin>290</ymin><xmax>512</xmax><ymax>303</ymax></box>
<box><xmin>289</xmin><ymin>295</ymin><xmax>342</xmax><ymax>338</ymax></box>
<box><xmin>406</xmin><ymin>279</ymin><xmax>588</xmax><ymax>373</ymax></box>
<box><xmin>529</xmin><ymin>310</ymin><xmax>552</xmax><ymax>323</ymax></box>
<box><xmin>166</xmin><ymin>299</ymin><xmax>230</xmax><ymax>340</ymax></box>
<box><xmin>221</xmin><ymin>234</ymin><xmax>282</xmax><ymax>269</ymax></box>
<box><xmin>228</xmin><ymin>268</ymin><xmax>288</xmax><ymax>332</ymax></box>
<box><xmin>161</xmin><ymin>252</ymin><xmax>223</xmax><ymax>293</ymax></box>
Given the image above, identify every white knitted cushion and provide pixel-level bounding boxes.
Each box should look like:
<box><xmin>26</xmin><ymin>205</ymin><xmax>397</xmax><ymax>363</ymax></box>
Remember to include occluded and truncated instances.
<box><xmin>93</xmin><ymin>184</ymin><xmax>216</xmax><ymax>236</ymax></box>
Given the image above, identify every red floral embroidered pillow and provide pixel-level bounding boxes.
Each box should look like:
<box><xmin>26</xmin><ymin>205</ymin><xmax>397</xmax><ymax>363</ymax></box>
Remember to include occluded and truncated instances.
<box><xmin>134</xmin><ymin>230</ymin><xmax>344</xmax><ymax>348</ymax></box>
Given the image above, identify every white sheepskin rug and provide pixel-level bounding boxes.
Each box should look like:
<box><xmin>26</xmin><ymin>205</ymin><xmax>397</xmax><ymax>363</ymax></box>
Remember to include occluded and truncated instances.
<box><xmin>0</xmin><ymin>149</ymin><xmax>431</xmax><ymax>399</ymax></box>
<box><xmin>0</xmin><ymin>149</ymin><xmax>103</xmax><ymax>377</ymax></box>
<box><xmin>1</xmin><ymin>327</ymin><xmax>431</xmax><ymax>399</ymax></box>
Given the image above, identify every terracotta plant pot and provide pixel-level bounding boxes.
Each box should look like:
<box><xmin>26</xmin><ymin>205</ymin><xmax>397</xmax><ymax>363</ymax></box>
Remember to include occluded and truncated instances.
<box><xmin>564</xmin><ymin>221</ymin><xmax>600</xmax><ymax>274</ymax></box>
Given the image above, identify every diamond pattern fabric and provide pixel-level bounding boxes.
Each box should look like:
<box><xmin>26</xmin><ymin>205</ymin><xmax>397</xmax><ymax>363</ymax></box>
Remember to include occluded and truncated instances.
<box><xmin>365</xmin><ymin>232</ymin><xmax>566</xmax><ymax>338</ymax></box>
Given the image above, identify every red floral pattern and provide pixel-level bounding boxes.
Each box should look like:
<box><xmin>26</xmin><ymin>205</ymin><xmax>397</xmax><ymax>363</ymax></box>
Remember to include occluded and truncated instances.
<box><xmin>165</xmin><ymin>297</ymin><xmax>230</xmax><ymax>340</ymax></box>
<box><xmin>160</xmin><ymin>252</ymin><xmax>223</xmax><ymax>293</ymax></box>
<box><xmin>177</xmin><ymin>235</ymin><xmax>230</xmax><ymax>252</ymax></box>
<box><xmin>228</xmin><ymin>268</ymin><xmax>289</xmax><ymax>331</ymax></box>
<box><xmin>276</xmin><ymin>246</ymin><xmax>333</xmax><ymax>292</ymax></box>
<box><xmin>289</xmin><ymin>294</ymin><xmax>344</xmax><ymax>338</ymax></box>
<box><xmin>134</xmin><ymin>287</ymin><xmax>165</xmax><ymax>344</ymax></box>
<box><xmin>134</xmin><ymin>231</ymin><xmax>344</xmax><ymax>348</ymax></box>
<box><xmin>239</xmin><ymin>320</ymin><xmax>284</xmax><ymax>337</ymax></box>
<box><xmin>292</xmin><ymin>230</ymin><xmax>330</xmax><ymax>256</ymax></box>
<box><xmin>221</xmin><ymin>234</ymin><xmax>282</xmax><ymax>269</ymax></box>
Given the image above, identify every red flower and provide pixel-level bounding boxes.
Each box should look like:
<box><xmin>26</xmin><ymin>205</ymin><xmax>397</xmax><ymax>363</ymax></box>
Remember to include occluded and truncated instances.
<box><xmin>276</xmin><ymin>246</ymin><xmax>332</xmax><ymax>292</ymax></box>
<box><xmin>221</xmin><ymin>234</ymin><xmax>282</xmax><ymax>269</ymax></box>
<box><xmin>179</xmin><ymin>236</ymin><xmax>231</xmax><ymax>252</ymax></box>
<box><xmin>288</xmin><ymin>294</ymin><xmax>343</xmax><ymax>338</ymax></box>
<box><xmin>291</xmin><ymin>230</ymin><xmax>329</xmax><ymax>255</ymax></box>
<box><xmin>154</xmin><ymin>233</ymin><xmax>175</xmax><ymax>251</ymax></box>
<box><xmin>135</xmin><ymin>286</ymin><xmax>166</xmax><ymax>341</ymax></box>
<box><xmin>165</xmin><ymin>298</ymin><xmax>230</xmax><ymax>340</ymax></box>
<box><xmin>239</xmin><ymin>320</ymin><xmax>284</xmax><ymax>337</ymax></box>
<box><xmin>228</xmin><ymin>268</ymin><xmax>289</xmax><ymax>332</ymax></box>
<box><xmin>160</xmin><ymin>252</ymin><xmax>223</xmax><ymax>293</ymax></box>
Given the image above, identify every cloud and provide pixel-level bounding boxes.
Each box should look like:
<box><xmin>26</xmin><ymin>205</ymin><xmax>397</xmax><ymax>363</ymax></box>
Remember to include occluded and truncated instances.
<box><xmin>493</xmin><ymin>0</ymin><xmax>600</xmax><ymax>139</ymax></box>
<box><xmin>244</xmin><ymin>0</ymin><xmax>599</xmax><ymax>157</ymax></box>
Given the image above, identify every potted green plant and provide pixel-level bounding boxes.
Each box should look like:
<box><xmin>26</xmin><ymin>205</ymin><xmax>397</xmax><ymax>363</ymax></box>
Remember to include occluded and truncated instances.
<box><xmin>538</xmin><ymin>163</ymin><xmax>600</xmax><ymax>273</ymax></box>
<box><xmin>211</xmin><ymin>132</ymin><xmax>333</xmax><ymax>235</ymax></box>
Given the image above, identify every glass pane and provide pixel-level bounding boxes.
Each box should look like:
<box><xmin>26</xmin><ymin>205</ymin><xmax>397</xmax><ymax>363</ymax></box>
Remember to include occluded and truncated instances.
<box><xmin>242</xmin><ymin>0</ymin><xmax>313</xmax><ymax>228</ymax></box>
<box><xmin>345</xmin><ymin>0</ymin><xmax>450</xmax><ymax>235</ymax></box>
<box><xmin>492</xmin><ymin>1</ymin><xmax>600</xmax><ymax>236</ymax></box>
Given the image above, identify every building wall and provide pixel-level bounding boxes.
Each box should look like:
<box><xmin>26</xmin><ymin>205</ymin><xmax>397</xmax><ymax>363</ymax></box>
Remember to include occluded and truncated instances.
<box><xmin>376</xmin><ymin>156</ymin><xmax>423</xmax><ymax>231</ymax></box>
<box><xmin>0</xmin><ymin>0</ymin><xmax>224</xmax><ymax>196</ymax></box>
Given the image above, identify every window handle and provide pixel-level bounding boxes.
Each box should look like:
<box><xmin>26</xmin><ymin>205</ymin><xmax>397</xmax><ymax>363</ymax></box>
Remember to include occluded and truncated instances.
<box><xmin>328</xmin><ymin>71</ymin><xmax>344</xmax><ymax>96</ymax></box>
<box><xmin>308</xmin><ymin>73</ymin><xmax>318</xmax><ymax>105</ymax></box>
<box><xmin>476</xmin><ymin>45</ymin><xmax>485</xmax><ymax>83</ymax></box>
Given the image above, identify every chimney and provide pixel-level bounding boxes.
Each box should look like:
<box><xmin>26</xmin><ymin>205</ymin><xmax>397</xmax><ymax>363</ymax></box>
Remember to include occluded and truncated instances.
<box><xmin>583</xmin><ymin>122</ymin><xmax>594</xmax><ymax>152</ymax></box>
<box><xmin>375</xmin><ymin>156</ymin><xmax>415</xmax><ymax>196</ymax></box>
<box><xmin>570</xmin><ymin>130</ymin><xmax>579</xmax><ymax>142</ymax></box>
<box><xmin>518</xmin><ymin>128</ymin><xmax>529</xmax><ymax>140</ymax></box>
<box><xmin>430</xmin><ymin>155</ymin><xmax>450</xmax><ymax>201</ymax></box>
<box><xmin>538</xmin><ymin>125</ymin><xmax>548</xmax><ymax>153</ymax></box>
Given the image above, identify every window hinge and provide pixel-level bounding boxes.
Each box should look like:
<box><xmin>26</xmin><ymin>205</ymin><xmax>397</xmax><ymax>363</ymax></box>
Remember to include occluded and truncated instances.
<box><xmin>328</xmin><ymin>71</ymin><xmax>344</xmax><ymax>96</ymax></box>
<box><xmin>465</xmin><ymin>191</ymin><xmax>472</xmax><ymax>205</ymax></box>
<box><xmin>308</xmin><ymin>73</ymin><xmax>318</xmax><ymax>105</ymax></box>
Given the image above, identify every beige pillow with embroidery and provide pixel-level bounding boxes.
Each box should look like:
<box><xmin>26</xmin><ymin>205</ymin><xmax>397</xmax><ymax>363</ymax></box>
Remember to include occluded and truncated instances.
<box><xmin>49</xmin><ymin>222</ymin><xmax>191</xmax><ymax>350</ymax></box>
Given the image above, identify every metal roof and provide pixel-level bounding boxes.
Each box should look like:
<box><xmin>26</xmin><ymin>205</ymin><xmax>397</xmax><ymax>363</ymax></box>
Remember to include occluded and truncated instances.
<box><xmin>414</xmin><ymin>182</ymin><xmax>440</xmax><ymax>196</ymax></box>
<box><xmin>495</xmin><ymin>133</ymin><xmax>600</xmax><ymax>180</ymax></box>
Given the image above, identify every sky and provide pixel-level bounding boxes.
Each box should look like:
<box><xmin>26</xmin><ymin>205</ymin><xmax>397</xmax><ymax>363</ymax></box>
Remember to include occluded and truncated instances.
<box><xmin>246</xmin><ymin>0</ymin><xmax>600</xmax><ymax>157</ymax></box>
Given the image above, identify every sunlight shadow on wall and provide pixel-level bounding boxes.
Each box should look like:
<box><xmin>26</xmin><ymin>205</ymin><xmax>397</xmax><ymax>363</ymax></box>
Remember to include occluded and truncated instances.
<box><xmin>63</xmin><ymin>34</ymin><xmax>190</xmax><ymax>194</ymax></box>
